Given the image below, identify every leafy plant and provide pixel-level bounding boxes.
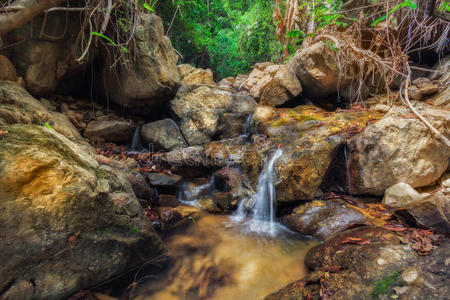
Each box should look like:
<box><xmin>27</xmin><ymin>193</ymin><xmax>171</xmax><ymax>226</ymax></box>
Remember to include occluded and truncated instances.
<box><xmin>44</xmin><ymin>122</ymin><xmax>54</xmax><ymax>130</ymax></box>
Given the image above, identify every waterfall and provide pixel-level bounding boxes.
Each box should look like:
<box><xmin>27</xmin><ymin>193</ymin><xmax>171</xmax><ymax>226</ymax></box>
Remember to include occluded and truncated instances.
<box><xmin>242</xmin><ymin>114</ymin><xmax>252</xmax><ymax>136</ymax></box>
<box><xmin>343</xmin><ymin>145</ymin><xmax>352</xmax><ymax>196</ymax></box>
<box><xmin>232</xmin><ymin>148</ymin><xmax>283</xmax><ymax>236</ymax></box>
<box><xmin>130</xmin><ymin>127</ymin><xmax>143</xmax><ymax>152</ymax></box>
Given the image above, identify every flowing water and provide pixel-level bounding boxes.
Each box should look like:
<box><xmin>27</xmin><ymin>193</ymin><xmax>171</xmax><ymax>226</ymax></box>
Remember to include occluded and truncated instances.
<box><xmin>134</xmin><ymin>213</ymin><xmax>316</xmax><ymax>300</ymax></box>
<box><xmin>130</xmin><ymin>127</ymin><xmax>143</xmax><ymax>152</ymax></box>
<box><xmin>134</xmin><ymin>148</ymin><xmax>316</xmax><ymax>300</ymax></box>
<box><xmin>343</xmin><ymin>145</ymin><xmax>352</xmax><ymax>196</ymax></box>
<box><xmin>232</xmin><ymin>148</ymin><xmax>284</xmax><ymax>237</ymax></box>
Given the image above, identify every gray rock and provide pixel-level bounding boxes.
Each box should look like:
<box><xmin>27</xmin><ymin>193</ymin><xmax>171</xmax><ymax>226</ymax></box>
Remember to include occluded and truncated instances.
<box><xmin>102</xmin><ymin>14</ymin><xmax>180</xmax><ymax>109</ymax></box>
<box><xmin>282</xmin><ymin>199</ymin><xmax>371</xmax><ymax>240</ymax></box>
<box><xmin>84</xmin><ymin>120</ymin><xmax>136</xmax><ymax>143</ymax></box>
<box><xmin>349</xmin><ymin>102</ymin><xmax>450</xmax><ymax>195</ymax></box>
<box><xmin>147</xmin><ymin>172</ymin><xmax>182</xmax><ymax>187</ymax></box>
<box><xmin>140</xmin><ymin>118</ymin><xmax>187</xmax><ymax>151</ymax></box>
<box><xmin>383</xmin><ymin>183</ymin><xmax>450</xmax><ymax>234</ymax></box>
<box><xmin>288</xmin><ymin>41</ymin><xmax>351</xmax><ymax>98</ymax></box>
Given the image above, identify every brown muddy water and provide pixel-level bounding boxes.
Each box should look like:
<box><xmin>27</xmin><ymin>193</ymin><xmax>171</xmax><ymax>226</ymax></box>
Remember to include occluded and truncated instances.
<box><xmin>134</xmin><ymin>212</ymin><xmax>317</xmax><ymax>300</ymax></box>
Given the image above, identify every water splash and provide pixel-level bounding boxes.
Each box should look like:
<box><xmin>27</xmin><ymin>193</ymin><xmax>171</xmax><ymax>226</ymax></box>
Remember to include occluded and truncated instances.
<box><xmin>232</xmin><ymin>149</ymin><xmax>284</xmax><ymax>237</ymax></box>
<box><xmin>343</xmin><ymin>145</ymin><xmax>352</xmax><ymax>196</ymax></box>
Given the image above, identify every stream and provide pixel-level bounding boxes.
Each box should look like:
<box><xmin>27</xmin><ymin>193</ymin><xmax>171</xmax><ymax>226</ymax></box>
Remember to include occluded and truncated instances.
<box><xmin>134</xmin><ymin>212</ymin><xmax>317</xmax><ymax>300</ymax></box>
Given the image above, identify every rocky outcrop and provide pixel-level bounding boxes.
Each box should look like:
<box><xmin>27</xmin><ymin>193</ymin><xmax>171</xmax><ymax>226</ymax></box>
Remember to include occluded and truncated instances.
<box><xmin>102</xmin><ymin>14</ymin><xmax>180</xmax><ymax>109</ymax></box>
<box><xmin>383</xmin><ymin>182</ymin><xmax>450</xmax><ymax>234</ymax></box>
<box><xmin>0</xmin><ymin>55</ymin><xmax>17</xmax><ymax>82</ymax></box>
<box><xmin>0</xmin><ymin>82</ymin><xmax>86</xmax><ymax>144</ymax></box>
<box><xmin>84</xmin><ymin>120</ymin><xmax>136</xmax><ymax>143</ymax></box>
<box><xmin>349</xmin><ymin>102</ymin><xmax>450</xmax><ymax>195</ymax></box>
<box><xmin>178</xmin><ymin>64</ymin><xmax>215</xmax><ymax>85</ymax></box>
<box><xmin>244</xmin><ymin>63</ymin><xmax>302</xmax><ymax>106</ymax></box>
<box><xmin>140</xmin><ymin>118</ymin><xmax>187</xmax><ymax>151</ymax></box>
<box><xmin>171</xmin><ymin>84</ymin><xmax>257</xmax><ymax>145</ymax></box>
<box><xmin>282</xmin><ymin>199</ymin><xmax>371</xmax><ymax>240</ymax></box>
<box><xmin>0</xmin><ymin>124</ymin><xmax>165</xmax><ymax>299</ymax></box>
<box><xmin>288</xmin><ymin>41</ymin><xmax>351</xmax><ymax>98</ymax></box>
<box><xmin>254</xmin><ymin>105</ymin><xmax>382</xmax><ymax>201</ymax></box>
<box><xmin>7</xmin><ymin>12</ymin><xmax>93</xmax><ymax>97</ymax></box>
<box><xmin>266</xmin><ymin>227</ymin><xmax>418</xmax><ymax>300</ymax></box>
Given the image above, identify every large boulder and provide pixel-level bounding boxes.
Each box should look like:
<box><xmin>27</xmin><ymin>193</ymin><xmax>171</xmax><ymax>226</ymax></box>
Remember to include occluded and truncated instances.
<box><xmin>0</xmin><ymin>55</ymin><xmax>17</xmax><ymax>82</ymax></box>
<box><xmin>171</xmin><ymin>84</ymin><xmax>257</xmax><ymax>145</ymax></box>
<box><xmin>282</xmin><ymin>199</ymin><xmax>371</xmax><ymax>240</ymax></box>
<box><xmin>177</xmin><ymin>64</ymin><xmax>215</xmax><ymax>85</ymax></box>
<box><xmin>244</xmin><ymin>63</ymin><xmax>302</xmax><ymax>106</ymax></box>
<box><xmin>349</xmin><ymin>102</ymin><xmax>450</xmax><ymax>195</ymax></box>
<box><xmin>0</xmin><ymin>124</ymin><xmax>165</xmax><ymax>299</ymax></box>
<box><xmin>254</xmin><ymin>105</ymin><xmax>382</xmax><ymax>202</ymax></box>
<box><xmin>383</xmin><ymin>182</ymin><xmax>450</xmax><ymax>234</ymax></box>
<box><xmin>84</xmin><ymin>120</ymin><xmax>136</xmax><ymax>143</ymax></box>
<box><xmin>288</xmin><ymin>41</ymin><xmax>350</xmax><ymax>98</ymax></box>
<box><xmin>140</xmin><ymin>118</ymin><xmax>187</xmax><ymax>151</ymax></box>
<box><xmin>266</xmin><ymin>227</ymin><xmax>418</xmax><ymax>300</ymax></box>
<box><xmin>102</xmin><ymin>14</ymin><xmax>180</xmax><ymax>109</ymax></box>
<box><xmin>7</xmin><ymin>12</ymin><xmax>92</xmax><ymax>97</ymax></box>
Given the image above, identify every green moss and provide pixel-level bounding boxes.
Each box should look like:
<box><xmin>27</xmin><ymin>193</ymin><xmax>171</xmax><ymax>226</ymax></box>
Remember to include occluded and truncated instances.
<box><xmin>371</xmin><ymin>271</ymin><xmax>400</xmax><ymax>298</ymax></box>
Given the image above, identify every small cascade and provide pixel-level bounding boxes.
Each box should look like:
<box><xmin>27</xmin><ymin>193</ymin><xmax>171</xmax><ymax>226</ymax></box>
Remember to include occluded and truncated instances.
<box><xmin>343</xmin><ymin>145</ymin><xmax>352</xmax><ymax>196</ymax></box>
<box><xmin>242</xmin><ymin>114</ymin><xmax>252</xmax><ymax>137</ymax></box>
<box><xmin>130</xmin><ymin>127</ymin><xmax>143</xmax><ymax>152</ymax></box>
<box><xmin>232</xmin><ymin>148</ymin><xmax>283</xmax><ymax>236</ymax></box>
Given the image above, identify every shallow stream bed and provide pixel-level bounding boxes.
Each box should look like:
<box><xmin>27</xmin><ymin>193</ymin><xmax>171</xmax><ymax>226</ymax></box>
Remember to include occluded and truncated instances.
<box><xmin>134</xmin><ymin>212</ymin><xmax>317</xmax><ymax>300</ymax></box>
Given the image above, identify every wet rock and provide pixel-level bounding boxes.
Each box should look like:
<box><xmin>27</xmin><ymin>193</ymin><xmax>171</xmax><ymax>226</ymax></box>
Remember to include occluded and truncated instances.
<box><xmin>84</xmin><ymin>120</ymin><xmax>136</xmax><ymax>143</ymax></box>
<box><xmin>158</xmin><ymin>194</ymin><xmax>180</xmax><ymax>207</ymax></box>
<box><xmin>171</xmin><ymin>84</ymin><xmax>257</xmax><ymax>145</ymax></box>
<box><xmin>0</xmin><ymin>124</ymin><xmax>165</xmax><ymax>299</ymax></box>
<box><xmin>383</xmin><ymin>183</ymin><xmax>450</xmax><ymax>234</ymax></box>
<box><xmin>197</xmin><ymin>197</ymin><xmax>222</xmax><ymax>213</ymax></box>
<box><xmin>349</xmin><ymin>102</ymin><xmax>450</xmax><ymax>195</ymax></box>
<box><xmin>244</xmin><ymin>64</ymin><xmax>302</xmax><ymax>106</ymax></box>
<box><xmin>212</xmin><ymin>192</ymin><xmax>239</xmax><ymax>212</ymax></box>
<box><xmin>267</xmin><ymin>227</ymin><xmax>417</xmax><ymax>300</ymax></box>
<box><xmin>125</xmin><ymin>170</ymin><xmax>156</xmax><ymax>201</ymax></box>
<box><xmin>0</xmin><ymin>55</ymin><xmax>17</xmax><ymax>82</ymax></box>
<box><xmin>282</xmin><ymin>199</ymin><xmax>371</xmax><ymax>240</ymax></box>
<box><xmin>288</xmin><ymin>41</ymin><xmax>350</xmax><ymax>98</ymax></box>
<box><xmin>147</xmin><ymin>172</ymin><xmax>182</xmax><ymax>187</ymax></box>
<box><xmin>102</xmin><ymin>14</ymin><xmax>180</xmax><ymax>110</ymax></box>
<box><xmin>178</xmin><ymin>178</ymin><xmax>214</xmax><ymax>201</ymax></box>
<box><xmin>178</xmin><ymin>64</ymin><xmax>215</xmax><ymax>85</ymax></box>
<box><xmin>140</xmin><ymin>118</ymin><xmax>187</xmax><ymax>151</ymax></box>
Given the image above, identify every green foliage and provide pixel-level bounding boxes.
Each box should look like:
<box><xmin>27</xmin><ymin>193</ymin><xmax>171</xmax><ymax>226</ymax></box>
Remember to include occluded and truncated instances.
<box><xmin>371</xmin><ymin>0</ymin><xmax>417</xmax><ymax>27</ymax></box>
<box><xmin>156</xmin><ymin>0</ymin><xmax>281</xmax><ymax>78</ymax></box>
<box><xmin>44</xmin><ymin>122</ymin><xmax>54</xmax><ymax>130</ymax></box>
<box><xmin>371</xmin><ymin>271</ymin><xmax>400</xmax><ymax>298</ymax></box>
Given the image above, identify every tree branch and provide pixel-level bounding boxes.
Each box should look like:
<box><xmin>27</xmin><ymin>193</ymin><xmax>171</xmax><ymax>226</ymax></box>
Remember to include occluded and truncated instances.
<box><xmin>0</xmin><ymin>0</ymin><xmax>64</xmax><ymax>36</ymax></box>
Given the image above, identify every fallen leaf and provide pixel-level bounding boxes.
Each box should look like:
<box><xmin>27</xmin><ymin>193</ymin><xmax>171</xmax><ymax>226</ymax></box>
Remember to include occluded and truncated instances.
<box><xmin>69</xmin><ymin>230</ymin><xmax>81</xmax><ymax>247</ymax></box>
<box><xmin>341</xmin><ymin>237</ymin><xmax>371</xmax><ymax>245</ymax></box>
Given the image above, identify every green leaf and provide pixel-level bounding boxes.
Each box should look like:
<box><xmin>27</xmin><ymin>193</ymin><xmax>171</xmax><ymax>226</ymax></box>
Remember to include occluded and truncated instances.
<box><xmin>286</xmin><ymin>29</ymin><xmax>304</xmax><ymax>39</ymax></box>
<box><xmin>142</xmin><ymin>3</ymin><xmax>154</xmax><ymax>12</ymax></box>
<box><xmin>91</xmin><ymin>31</ymin><xmax>117</xmax><ymax>46</ymax></box>
<box><xmin>44</xmin><ymin>122</ymin><xmax>54</xmax><ymax>130</ymax></box>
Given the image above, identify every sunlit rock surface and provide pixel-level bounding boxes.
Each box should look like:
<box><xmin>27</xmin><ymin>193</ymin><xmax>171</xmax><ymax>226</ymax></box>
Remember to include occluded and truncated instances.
<box><xmin>349</xmin><ymin>102</ymin><xmax>450</xmax><ymax>195</ymax></box>
<box><xmin>0</xmin><ymin>125</ymin><xmax>165</xmax><ymax>299</ymax></box>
